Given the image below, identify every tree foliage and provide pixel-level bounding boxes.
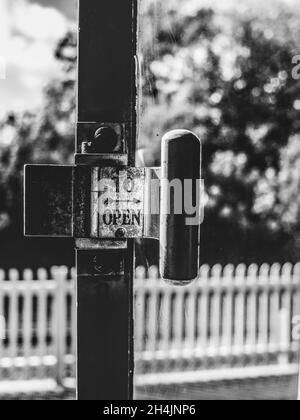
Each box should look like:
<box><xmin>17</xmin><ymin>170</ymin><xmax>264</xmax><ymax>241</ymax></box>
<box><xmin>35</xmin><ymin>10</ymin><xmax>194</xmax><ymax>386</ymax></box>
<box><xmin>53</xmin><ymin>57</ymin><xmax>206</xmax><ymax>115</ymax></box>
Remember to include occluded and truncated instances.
<box><xmin>139</xmin><ymin>0</ymin><xmax>300</xmax><ymax>262</ymax></box>
<box><xmin>0</xmin><ymin>31</ymin><xmax>76</xmax><ymax>267</ymax></box>
<box><xmin>1</xmin><ymin>1</ymin><xmax>300</xmax><ymax>265</ymax></box>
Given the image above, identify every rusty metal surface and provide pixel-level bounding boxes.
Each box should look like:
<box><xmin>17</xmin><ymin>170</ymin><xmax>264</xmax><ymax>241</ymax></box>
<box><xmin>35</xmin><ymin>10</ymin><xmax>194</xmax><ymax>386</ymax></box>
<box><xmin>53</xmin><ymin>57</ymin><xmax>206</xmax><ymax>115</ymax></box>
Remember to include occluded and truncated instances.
<box><xmin>24</xmin><ymin>165</ymin><xmax>73</xmax><ymax>237</ymax></box>
<box><xmin>77</xmin><ymin>0</ymin><xmax>137</xmax><ymax>127</ymax></box>
<box><xmin>73</xmin><ymin>166</ymin><xmax>91</xmax><ymax>238</ymax></box>
<box><xmin>76</xmin><ymin>0</ymin><xmax>138</xmax><ymax>400</ymax></box>
<box><xmin>75</xmin><ymin>238</ymin><xmax>128</xmax><ymax>250</ymax></box>
<box><xmin>76</xmin><ymin>249</ymin><xmax>125</xmax><ymax>277</ymax></box>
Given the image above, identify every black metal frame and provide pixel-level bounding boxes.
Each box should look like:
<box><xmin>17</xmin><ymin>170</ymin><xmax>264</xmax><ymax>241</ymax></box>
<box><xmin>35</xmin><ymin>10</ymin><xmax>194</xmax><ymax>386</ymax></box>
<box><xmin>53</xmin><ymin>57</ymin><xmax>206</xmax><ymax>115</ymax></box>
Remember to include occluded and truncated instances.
<box><xmin>76</xmin><ymin>0</ymin><xmax>138</xmax><ymax>400</ymax></box>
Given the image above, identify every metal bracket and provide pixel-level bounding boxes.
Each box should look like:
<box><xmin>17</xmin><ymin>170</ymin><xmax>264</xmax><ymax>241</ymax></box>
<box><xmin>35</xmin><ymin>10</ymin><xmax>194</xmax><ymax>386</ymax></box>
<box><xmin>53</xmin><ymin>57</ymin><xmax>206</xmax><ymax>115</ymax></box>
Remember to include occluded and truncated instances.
<box><xmin>24</xmin><ymin>163</ymin><xmax>205</xmax><ymax>243</ymax></box>
<box><xmin>24</xmin><ymin>164</ymin><xmax>161</xmax><ymax>243</ymax></box>
<box><xmin>24</xmin><ymin>165</ymin><xmax>73</xmax><ymax>237</ymax></box>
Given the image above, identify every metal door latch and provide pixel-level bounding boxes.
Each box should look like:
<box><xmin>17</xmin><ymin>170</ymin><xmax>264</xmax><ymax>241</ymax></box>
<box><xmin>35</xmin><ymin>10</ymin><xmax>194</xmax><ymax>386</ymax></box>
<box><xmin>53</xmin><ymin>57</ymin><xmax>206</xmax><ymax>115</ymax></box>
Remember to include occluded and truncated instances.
<box><xmin>24</xmin><ymin>126</ymin><xmax>203</xmax><ymax>284</ymax></box>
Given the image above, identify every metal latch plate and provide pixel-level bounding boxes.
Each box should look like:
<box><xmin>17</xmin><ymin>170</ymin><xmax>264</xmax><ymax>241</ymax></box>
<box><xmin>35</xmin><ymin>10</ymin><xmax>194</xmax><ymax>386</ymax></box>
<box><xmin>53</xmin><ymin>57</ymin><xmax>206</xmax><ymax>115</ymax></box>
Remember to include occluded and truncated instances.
<box><xmin>91</xmin><ymin>167</ymin><xmax>145</xmax><ymax>239</ymax></box>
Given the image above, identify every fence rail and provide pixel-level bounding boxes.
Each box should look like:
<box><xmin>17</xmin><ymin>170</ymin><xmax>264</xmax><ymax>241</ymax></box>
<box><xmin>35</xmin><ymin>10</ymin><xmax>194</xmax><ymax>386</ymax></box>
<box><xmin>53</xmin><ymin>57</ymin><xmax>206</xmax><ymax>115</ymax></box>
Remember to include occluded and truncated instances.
<box><xmin>0</xmin><ymin>263</ymin><xmax>299</xmax><ymax>387</ymax></box>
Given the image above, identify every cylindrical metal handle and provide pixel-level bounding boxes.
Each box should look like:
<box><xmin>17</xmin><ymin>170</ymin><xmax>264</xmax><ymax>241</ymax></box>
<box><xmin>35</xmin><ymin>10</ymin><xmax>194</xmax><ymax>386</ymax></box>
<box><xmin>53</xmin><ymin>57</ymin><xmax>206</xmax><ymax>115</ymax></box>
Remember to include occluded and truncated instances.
<box><xmin>160</xmin><ymin>130</ymin><xmax>201</xmax><ymax>285</ymax></box>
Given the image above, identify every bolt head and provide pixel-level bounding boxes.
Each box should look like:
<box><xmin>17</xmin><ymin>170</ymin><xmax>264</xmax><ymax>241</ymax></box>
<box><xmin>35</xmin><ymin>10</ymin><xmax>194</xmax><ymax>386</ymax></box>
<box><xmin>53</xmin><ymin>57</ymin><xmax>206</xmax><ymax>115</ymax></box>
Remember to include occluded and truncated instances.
<box><xmin>93</xmin><ymin>126</ymin><xmax>119</xmax><ymax>153</ymax></box>
<box><xmin>115</xmin><ymin>228</ymin><xmax>126</xmax><ymax>239</ymax></box>
<box><xmin>123</xmin><ymin>177</ymin><xmax>134</xmax><ymax>193</ymax></box>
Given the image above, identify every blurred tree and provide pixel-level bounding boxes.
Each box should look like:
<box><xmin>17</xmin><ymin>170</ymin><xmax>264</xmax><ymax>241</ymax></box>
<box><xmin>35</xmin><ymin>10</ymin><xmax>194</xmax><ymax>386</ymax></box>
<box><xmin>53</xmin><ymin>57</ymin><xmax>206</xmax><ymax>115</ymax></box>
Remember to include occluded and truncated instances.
<box><xmin>1</xmin><ymin>1</ymin><xmax>300</xmax><ymax>266</ymax></box>
<box><xmin>138</xmin><ymin>0</ymin><xmax>300</xmax><ymax>263</ymax></box>
<box><xmin>0</xmin><ymin>31</ymin><xmax>76</xmax><ymax>268</ymax></box>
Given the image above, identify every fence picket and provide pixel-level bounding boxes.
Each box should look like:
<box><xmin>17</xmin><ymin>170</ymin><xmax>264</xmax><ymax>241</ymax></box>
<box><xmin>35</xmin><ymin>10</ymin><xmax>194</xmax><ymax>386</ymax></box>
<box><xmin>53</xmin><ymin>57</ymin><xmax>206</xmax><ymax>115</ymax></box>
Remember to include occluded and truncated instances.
<box><xmin>222</xmin><ymin>265</ymin><xmax>234</xmax><ymax>356</ymax></box>
<box><xmin>197</xmin><ymin>266</ymin><xmax>209</xmax><ymax>360</ymax></box>
<box><xmin>8</xmin><ymin>269</ymin><xmax>19</xmax><ymax>379</ymax></box>
<box><xmin>234</xmin><ymin>265</ymin><xmax>246</xmax><ymax>357</ymax></box>
<box><xmin>269</xmin><ymin>264</ymin><xmax>281</xmax><ymax>354</ymax></box>
<box><xmin>23</xmin><ymin>269</ymin><xmax>33</xmax><ymax>379</ymax></box>
<box><xmin>279</xmin><ymin>263</ymin><xmax>293</xmax><ymax>364</ymax></box>
<box><xmin>54</xmin><ymin>266</ymin><xmax>68</xmax><ymax>386</ymax></box>
<box><xmin>185</xmin><ymin>283</ymin><xmax>196</xmax><ymax>362</ymax></box>
<box><xmin>134</xmin><ymin>267</ymin><xmax>146</xmax><ymax>358</ymax></box>
<box><xmin>210</xmin><ymin>265</ymin><xmax>222</xmax><ymax>353</ymax></box>
<box><xmin>246</xmin><ymin>264</ymin><xmax>258</xmax><ymax>358</ymax></box>
<box><xmin>69</xmin><ymin>267</ymin><xmax>76</xmax><ymax>379</ymax></box>
<box><xmin>160</xmin><ymin>282</ymin><xmax>172</xmax><ymax>361</ymax></box>
<box><xmin>258</xmin><ymin>264</ymin><xmax>270</xmax><ymax>357</ymax></box>
<box><xmin>37</xmin><ymin>268</ymin><xmax>48</xmax><ymax>379</ymax></box>
<box><xmin>172</xmin><ymin>286</ymin><xmax>184</xmax><ymax>360</ymax></box>
<box><xmin>147</xmin><ymin>267</ymin><xmax>159</xmax><ymax>361</ymax></box>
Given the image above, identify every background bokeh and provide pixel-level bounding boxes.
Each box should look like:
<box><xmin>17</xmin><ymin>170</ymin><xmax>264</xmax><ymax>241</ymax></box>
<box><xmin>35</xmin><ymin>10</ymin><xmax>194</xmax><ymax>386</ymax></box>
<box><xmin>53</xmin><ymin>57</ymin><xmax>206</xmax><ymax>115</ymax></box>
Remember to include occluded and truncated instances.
<box><xmin>0</xmin><ymin>0</ymin><xmax>300</xmax><ymax>269</ymax></box>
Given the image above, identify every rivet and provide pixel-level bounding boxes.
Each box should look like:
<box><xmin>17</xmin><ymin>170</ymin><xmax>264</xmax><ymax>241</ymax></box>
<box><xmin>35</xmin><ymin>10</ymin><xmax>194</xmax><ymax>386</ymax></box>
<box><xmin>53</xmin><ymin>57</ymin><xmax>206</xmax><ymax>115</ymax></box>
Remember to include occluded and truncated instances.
<box><xmin>115</xmin><ymin>228</ymin><xmax>126</xmax><ymax>239</ymax></box>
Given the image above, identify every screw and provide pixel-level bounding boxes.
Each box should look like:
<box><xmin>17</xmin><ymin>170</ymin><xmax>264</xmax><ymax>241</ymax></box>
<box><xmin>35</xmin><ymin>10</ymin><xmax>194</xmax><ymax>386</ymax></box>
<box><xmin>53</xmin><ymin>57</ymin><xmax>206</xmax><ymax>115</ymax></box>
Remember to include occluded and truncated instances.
<box><xmin>115</xmin><ymin>228</ymin><xmax>126</xmax><ymax>239</ymax></box>
<box><xmin>81</xmin><ymin>141</ymin><xmax>91</xmax><ymax>154</ymax></box>
<box><xmin>124</xmin><ymin>177</ymin><xmax>134</xmax><ymax>193</ymax></box>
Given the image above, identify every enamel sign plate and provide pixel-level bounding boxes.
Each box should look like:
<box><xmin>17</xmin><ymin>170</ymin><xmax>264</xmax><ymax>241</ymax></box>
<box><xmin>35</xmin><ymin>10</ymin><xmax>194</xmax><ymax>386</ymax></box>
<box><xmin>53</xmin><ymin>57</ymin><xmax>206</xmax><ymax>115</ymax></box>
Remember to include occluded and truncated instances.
<box><xmin>91</xmin><ymin>167</ymin><xmax>145</xmax><ymax>239</ymax></box>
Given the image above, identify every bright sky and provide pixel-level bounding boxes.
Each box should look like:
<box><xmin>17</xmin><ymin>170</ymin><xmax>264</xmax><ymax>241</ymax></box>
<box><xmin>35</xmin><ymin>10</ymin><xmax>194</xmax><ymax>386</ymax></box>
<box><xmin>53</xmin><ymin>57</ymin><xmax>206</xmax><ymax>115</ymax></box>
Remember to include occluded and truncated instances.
<box><xmin>0</xmin><ymin>0</ymin><xmax>76</xmax><ymax>118</ymax></box>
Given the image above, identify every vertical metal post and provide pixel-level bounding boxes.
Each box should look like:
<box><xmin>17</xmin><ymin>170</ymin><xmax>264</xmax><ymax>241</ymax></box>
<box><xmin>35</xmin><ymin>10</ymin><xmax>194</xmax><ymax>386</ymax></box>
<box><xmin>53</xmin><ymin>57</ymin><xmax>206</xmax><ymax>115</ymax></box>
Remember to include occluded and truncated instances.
<box><xmin>76</xmin><ymin>0</ymin><xmax>138</xmax><ymax>400</ymax></box>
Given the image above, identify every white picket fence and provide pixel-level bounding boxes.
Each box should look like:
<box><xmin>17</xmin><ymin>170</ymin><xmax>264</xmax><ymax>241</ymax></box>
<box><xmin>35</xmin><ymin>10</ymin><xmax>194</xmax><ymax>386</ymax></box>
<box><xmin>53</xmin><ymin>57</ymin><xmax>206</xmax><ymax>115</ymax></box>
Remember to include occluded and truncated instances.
<box><xmin>135</xmin><ymin>264</ymin><xmax>300</xmax><ymax>385</ymax></box>
<box><xmin>0</xmin><ymin>263</ymin><xmax>300</xmax><ymax>390</ymax></box>
<box><xmin>0</xmin><ymin>267</ymin><xmax>76</xmax><ymax>386</ymax></box>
